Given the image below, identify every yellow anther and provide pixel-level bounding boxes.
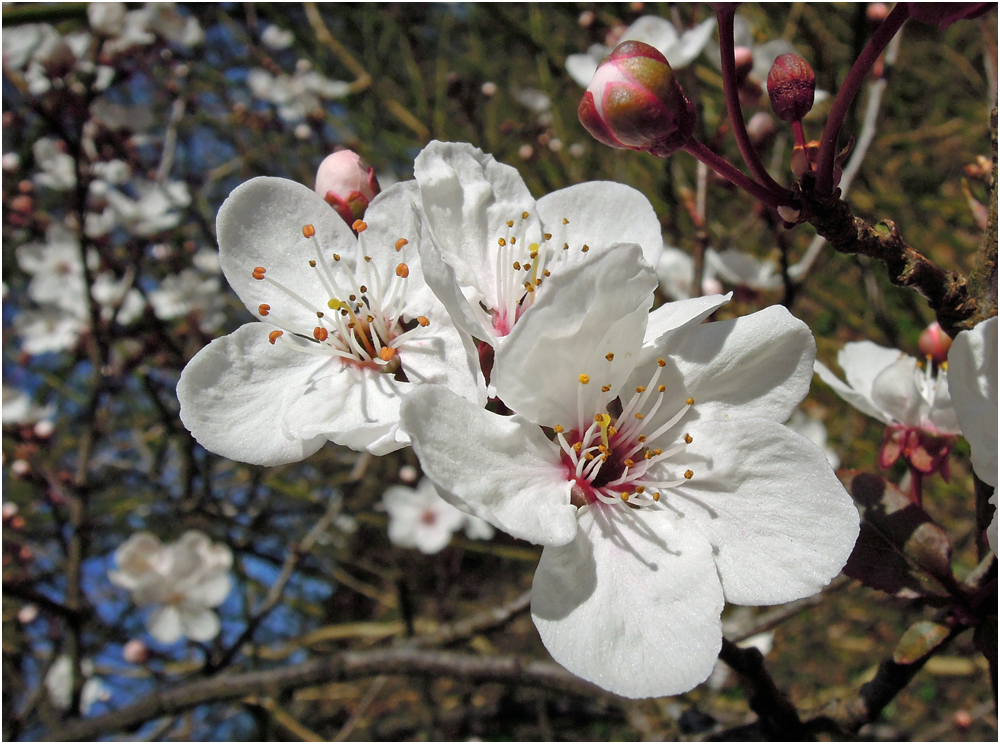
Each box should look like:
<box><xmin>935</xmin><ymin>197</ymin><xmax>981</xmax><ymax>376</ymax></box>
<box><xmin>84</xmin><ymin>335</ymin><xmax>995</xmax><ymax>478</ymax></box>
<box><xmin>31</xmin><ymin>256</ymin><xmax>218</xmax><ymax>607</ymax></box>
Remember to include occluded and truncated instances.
<box><xmin>657</xmin><ymin>358</ymin><xmax>666</xmax><ymax>367</ymax></box>
<box><xmin>605</xmin><ymin>352</ymin><xmax>614</xmax><ymax>361</ymax></box>
<box><xmin>417</xmin><ymin>316</ymin><xmax>430</xmax><ymax>327</ymax></box>
<box><xmin>635</xmin><ymin>486</ymin><xmax>645</xmax><ymax>493</ymax></box>
<box><xmin>553</xmin><ymin>425</ymin><xmax>564</xmax><ymax>433</ymax></box>
<box><xmin>498</xmin><ymin>238</ymin><xmax>507</xmax><ymax>247</ymax></box>
<box><xmin>562</xmin><ymin>218</ymin><xmax>569</xmax><ymax>225</ymax></box>
<box><xmin>333</xmin><ymin>253</ymin><xmax>341</xmax><ymax>261</ymax></box>
<box><xmin>624</xmin><ymin>459</ymin><xmax>635</xmax><ymax>468</ymax></box>
<box><xmin>379</xmin><ymin>346</ymin><xmax>397</xmax><ymax>362</ymax></box>
<box><xmin>607</xmin><ymin>425</ymin><xmax>617</xmax><ymax>436</ymax></box>
<box><xmin>581</xmin><ymin>244</ymin><xmax>590</xmax><ymax>252</ymax></box>
<box><xmin>396</xmin><ymin>263</ymin><xmax>410</xmax><ymax>278</ymax></box>
<box><xmin>635</xmin><ymin>386</ymin><xmax>646</xmax><ymax>393</ymax></box>
<box><xmin>302</xmin><ymin>224</ymin><xmax>316</xmax><ymax>238</ymax></box>
<box><xmin>268</xmin><ymin>330</ymin><xmax>283</xmax><ymax>344</ymax></box>
<box><xmin>313</xmin><ymin>326</ymin><xmax>329</xmax><ymax>341</ymax></box>
<box><xmin>684</xmin><ymin>470</ymin><xmax>694</xmax><ymax>479</ymax></box>
<box><xmin>686</xmin><ymin>397</ymin><xmax>695</xmax><ymax>406</ymax></box>
<box><xmin>572</xmin><ymin>442</ymin><xmax>582</xmax><ymax>452</ymax></box>
<box><xmin>395</xmin><ymin>238</ymin><xmax>408</xmax><ymax>251</ymax></box>
<box><xmin>544</xmin><ymin>233</ymin><xmax>552</xmax><ymax>240</ymax></box>
<box><xmin>652</xmin><ymin>492</ymin><xmax>660</xmax><ymax>501</ymax></box>
<box><xmin>543</xmin><ymin>269</ymin><xmax>551</xmax><ymax>277</ymax></box>
<box><xmin>562</xmin><ymin>243</ymin><xmax>569</xmax><ymax>250</ymax></box>
<box><xmin>510</xmin><ymin>236</ymin><xmax>516</xmax><ymax>244</ymax></box>
<box><xmin>506</xmin><ymin>219</ymin><xmax>514</xmax><ymax>228</ymax></box>
<box><xmin>684</xmin><ymin>433</ymin><xmax>693</xmax><ymax>444</ymax></box>
<box><xmin>621</xmin><ymin>493</ymin><xmax>629</xmax><ymax>502</ymax></box>
<box><xmin>658</xmin><ymin>384</ymin><xmax>666</xmax><ymax>392</ymax></box>
<box><xmin>521</xmin><ymin>211</ymin><xmax>529</xmax><ymax>220</ymax></box>
<box><xmin>602</xmin><ymin>385</ymin><xmax>611</xmax><ymax>393</ymax></box>
<box><xmin>258</xmin><ymin>304</ymin><xmax>270</xmax><ymax>316</ymax></box>
<box><xmin>316</xmin><ymin>311</ymin><xmax>324</xmax><ymax>318</ymax></box>
<box><xmin>645</xmin><ymin>451</ymin><xmax>653</xmax><ymax>460</ymax></box>
<box><xmin>309</xmin><ymin>259</ymin><xmax>317</xmax><ymax>267</ymax></box>
<box><xmin>529</xmin><ymin>248</ymin><xmax>538</xmax><ymax>259</ymax></box>
<box><xmin>637</xmin><ymin>435</ymin><xmax>646</xmax><ymax>443</ymax></box>
<box><xmin>364</xmin><ymin>256</ymin><xmax>372</xmax><ymax>262</ymax></box>
<box><xmin>252</xmin><ymin>266</ymin><xmax>266</xmax><ymax>280</ymax></box>
<box><xmin>360</xmin><ymin>285</ymin><xmax>368</xmax><ymax>293</ymax></box>
<box><xmin>353</xmin><ymin>219</ymin><xmax>367</xmax><ymax>232</ymax></box>
<box><xmin>578</xmin><ymin>374</ymin><xmax>590</xmax><ymax>384</ymax></box>
<box><xmin>512</xmin><ymin>261</ymin><xmax>521</xmax><ymax>270</ymax></box>
<box><xmin>584</xmin><ymin>452</ymin><xmax>594</xmax><ymax>461</ymax></box>
<box><xmin>634</xmin><ymin>412</ymin><xmax>644</xmax><ymax>419</ymax></box>
<box><xmin>652</xmin><ymin>449</ymin><xmax>662</xmax><ymax>456</ymax></box>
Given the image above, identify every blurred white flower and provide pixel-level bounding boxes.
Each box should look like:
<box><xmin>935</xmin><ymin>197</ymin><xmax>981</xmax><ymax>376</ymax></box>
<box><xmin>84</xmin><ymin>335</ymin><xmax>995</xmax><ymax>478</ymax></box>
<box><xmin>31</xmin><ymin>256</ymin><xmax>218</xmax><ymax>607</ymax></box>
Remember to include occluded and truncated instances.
<box><xmin>109</xmin><ymin>530</ymin><xmax>233</xmax><ymax>644</ymax></box>
<box><xmin>45</xmin><ymin>656</ymin><xmax>111</xmax><ymax>714</ymax></box>
<box><xmin>261</xmin><ymin>24</ymin><xmax>294</xmax><ymax>51</ymax></box>
<box><xmin>101</xmin><ymin>179</ymin><xmax>191</xmax><ymax>237</ymax></box>
<box><xmin>248</xmin><ymin>61</ymin><xmax>350</xmax><ymax>123</ymax></box>
<box><xmin>566</xmin><ymin>16</ymin><xmax>716</xmax><ymax>88</ymax></box>
<box><xmin>382</xmin><ymin>478</ymin><xmax>467</xmax><ymax>554</ymax></box>
<box><xmin>2</xmin><ymin>386</ymin><xmax>55</xmax><ymax>426</ymax></box>
<box><xmin>148</xmin><ymin>269</ymin><xmax>225</xmax><ymax>332</ymax></box>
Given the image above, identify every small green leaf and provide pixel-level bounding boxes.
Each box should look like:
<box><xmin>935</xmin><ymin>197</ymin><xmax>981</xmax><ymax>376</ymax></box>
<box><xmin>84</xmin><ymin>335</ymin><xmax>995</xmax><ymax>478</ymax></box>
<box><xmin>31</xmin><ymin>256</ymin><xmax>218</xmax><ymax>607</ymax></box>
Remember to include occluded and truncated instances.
<box><xmin>893</xmin><ymin>620</ymin><xmax>951</xmax><ymax>664</ymax></box>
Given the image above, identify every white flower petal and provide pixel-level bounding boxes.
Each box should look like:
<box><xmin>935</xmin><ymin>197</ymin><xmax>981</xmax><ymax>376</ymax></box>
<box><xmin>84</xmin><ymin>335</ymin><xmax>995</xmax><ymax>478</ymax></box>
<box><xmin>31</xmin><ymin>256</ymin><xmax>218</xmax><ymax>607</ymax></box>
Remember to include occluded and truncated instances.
<box><xmin>184</xmin><ymin>572</ymin><xmax>231</xmax><ymax>608</ymax></box>
<box><xmin>147</xmin><ymin>605</ymin><xmax>183</xmax><ymax>644</ymax></box>
<box><xmin>814</xmin><ymin>359</ymin><xmax>893</xmax><ymax>425</ymax></box>
<box><xmin>623</xmin><ymin>16</ymin><xmax>680</xmax><ymax>55</ymax></box>
<box><xmin>180</xmin><ymin>607</ymin><xmax>221</xmax><ymax>642</ymax></box>
<box><xmin>494</xmin><ymin>243</ymin><xmax>656</xmax><ymax>427</ymax></box>
<box><xmin>566</xmin><ymin>50</ymin><xmax>602</xmax><ymax>87</ymax></box>
<box><xmin>400</xmin><ymin>385</ymin><xmax>578</xmax><ymax>546</ymax></box>
<box><xmin>217</xmin><ymin>176</ymin><xmax>356</xmax><ymax>329</ymax></box>
<box><xmin>532</xmin><ymin>506</ymin><xmax>724</xmax><ymax>698</ymax></box>
<box><xmin>536</xmin><ymin>181</ymin><xmax>664</xmax><ymax>270</ymax></box>
<box><xmin>642</xmin><ymin>304</ymin><xmax>815</xmax><ymax>426</ymax></box>
<box><xmin>177</xmin><ymin>322</ymin><xmax>327</xmax><ymax>466</ymax></box>
<box><xmin>838</xmin><ymin>341</ymin><xmax>904</xmax><ymax>407</ymax></box>
<box><xmin>414</xmin><ymin>141</ymin><xmax>536</xmax><ymax>310</ymax></box>
<box><xmin>669</xmin><ymin>18</ymin><xmax>717</xmax><ymax>68</ymax></box>
<box><xmin>948</xmin><ymin>316</ymin><xmax>998</xmax><ymax>487</ymax></box>
<box><xmin>679</xmin><ymin>418</ymin><xmax>859</xmax><ymax>605</ymax></box>
<box><xmin>643</xmin><ymin>293</ymin><xmax>731</xmax><ymax>346</ymax></box>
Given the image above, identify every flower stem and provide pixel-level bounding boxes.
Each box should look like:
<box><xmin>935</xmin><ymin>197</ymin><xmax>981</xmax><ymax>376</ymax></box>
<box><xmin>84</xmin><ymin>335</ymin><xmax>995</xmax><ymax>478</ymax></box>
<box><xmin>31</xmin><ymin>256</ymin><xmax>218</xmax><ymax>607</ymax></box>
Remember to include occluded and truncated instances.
<box><xmin>815</xmin><ymin>3</ymin><xmax>910</xmax><ymax>195</ymax></box>
<box><xmin>682</xmin><ymin>139</ymin><xmax>795</xmax><ymax>210</ymax></box>
<box><xmin>715</xmin><ymin>6</ymin><xmax>797</xmax><ymax>203</ymax></box>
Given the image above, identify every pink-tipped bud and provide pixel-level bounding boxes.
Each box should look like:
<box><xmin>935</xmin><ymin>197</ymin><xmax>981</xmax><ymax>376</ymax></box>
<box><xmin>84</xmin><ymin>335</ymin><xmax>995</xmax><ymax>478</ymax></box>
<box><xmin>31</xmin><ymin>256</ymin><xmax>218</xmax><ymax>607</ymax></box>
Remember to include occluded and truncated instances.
<box><xmin>866</xmin><ymin>3</ymin><xmax>890</xmax><ymax>27</ymax></box>
<box><xmin>578</xmin><ymin>41</ymin><xmax>696</xmax><ymax>158</ymax></box>
<box><xmin>907</xmin><ymin>3</ymin><xmax>991</xmax><ymax>30</ymax></box>
<box><xmin>123</xmin><ymin>639</ymin><xmax>150</xmax><ymax>664</ymax></box>
<box><xmin>733</xmin><ymin>46</ymin><xmax>754</xmax><ymax>85</ymax></box>
<box><xmin>918</xmin><ymin>322</ymin><xmax>952</xmax><ymax>365</ymax></box>
<box><xmin>314</xmin><ymin>151</ymin><xmax>381</xmax><ymax>226</ymax></box>
<box><xmin>767</xmin><ymin>54</ymin><xmax>816</xmax><ymax>123</ymax></box>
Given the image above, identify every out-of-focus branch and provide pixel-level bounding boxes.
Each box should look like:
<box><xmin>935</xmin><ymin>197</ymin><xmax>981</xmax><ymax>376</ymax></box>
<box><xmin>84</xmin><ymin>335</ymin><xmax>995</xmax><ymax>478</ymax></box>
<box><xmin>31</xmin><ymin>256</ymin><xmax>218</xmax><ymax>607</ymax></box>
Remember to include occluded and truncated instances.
<box><xmin>50</xmin><ymin>648</ymin><xmax>611</xmax><ymax>741</ymax></box>
<box><xmin>718</xmin><ymin>639</ymin><xmax>805</xmax><ymax>738</ymax></box>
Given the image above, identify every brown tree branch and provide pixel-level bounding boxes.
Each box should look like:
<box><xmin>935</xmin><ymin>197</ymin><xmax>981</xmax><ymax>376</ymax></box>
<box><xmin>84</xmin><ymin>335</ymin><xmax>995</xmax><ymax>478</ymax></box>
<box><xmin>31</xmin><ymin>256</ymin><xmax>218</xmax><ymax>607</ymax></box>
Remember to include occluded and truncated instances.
<box><xmin>49</xmin><ymin>648</ymin><xmax>611</xmax><ymax>741</ymax></box>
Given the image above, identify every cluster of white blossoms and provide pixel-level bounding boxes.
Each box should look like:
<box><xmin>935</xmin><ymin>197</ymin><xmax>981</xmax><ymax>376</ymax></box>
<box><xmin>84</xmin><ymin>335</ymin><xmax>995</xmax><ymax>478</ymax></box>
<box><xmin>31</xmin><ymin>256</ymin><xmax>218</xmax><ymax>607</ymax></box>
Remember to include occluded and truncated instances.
<box><xmin>178</xmin><ymin>140</ymin><xmax>863</xmax><ymax>698</ymax></box>
<box><xmin>109</xmin><ymin>531</ymin><xmax>232</xmax><ymax>645</ymax></box>
<box><xmin>382</xmin><ymin>477</ymin><xmax>494</xmax><ymax>554</ymax></box>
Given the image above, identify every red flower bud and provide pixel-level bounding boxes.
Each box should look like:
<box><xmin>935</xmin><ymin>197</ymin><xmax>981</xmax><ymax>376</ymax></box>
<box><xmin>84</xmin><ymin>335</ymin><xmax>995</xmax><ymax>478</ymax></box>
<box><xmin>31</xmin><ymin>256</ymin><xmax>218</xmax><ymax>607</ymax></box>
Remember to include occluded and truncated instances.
<box><xmin>767</xmin><ymin>54</ymin><xmax>816</xmax><ymax>123</ymax></box>
<box><xmin>918</xmin><ymin>322</ymin><xmax>953</xmax><ymax>365</ymax></box>
<box><xmin>578</xmin><ymin>40</ymin><xmax>696</xmax><ymax>158</ymax></box>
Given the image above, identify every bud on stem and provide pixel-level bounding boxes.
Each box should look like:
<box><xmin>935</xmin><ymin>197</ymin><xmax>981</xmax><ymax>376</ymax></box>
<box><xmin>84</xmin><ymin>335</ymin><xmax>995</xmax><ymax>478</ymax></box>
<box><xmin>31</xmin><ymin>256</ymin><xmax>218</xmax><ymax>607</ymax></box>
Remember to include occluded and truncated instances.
<box><xmin>578</xmin><ymin>41</ymin><xmax>696</xmax><ymax>158</ymax></box>
<box><xmin>767</xmin><ymin>54</ymin><xmax>816</xmax><ymax>123</ymax></box>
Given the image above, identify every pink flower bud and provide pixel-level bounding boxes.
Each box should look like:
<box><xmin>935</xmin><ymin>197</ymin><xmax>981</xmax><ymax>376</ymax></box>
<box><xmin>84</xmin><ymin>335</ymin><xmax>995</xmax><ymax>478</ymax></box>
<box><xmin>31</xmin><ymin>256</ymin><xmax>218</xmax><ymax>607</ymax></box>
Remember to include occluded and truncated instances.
<box><xmin>918</xmin><ymin>322</ymin><xmax>952</xmax><ymax>365</ymax></box>
<box><xmin>123</xmin><ymin>639</ymin><xmax>150</xmax><ymax>664</ymax></box>
<box><xmin>578</xmin><ymin>41</ymin><xmax>696</xmax><ymax>158</ymax></box>
<box><xmin>767</xmin><ymin>54</ymin><xmax>816</xmax><ymax>123</ymax></box>
<box><xmin>907</xmin><ymin>3</ymin><xmax>991</xmax><ymax>29</ymax></box>
<box><xmin>314</xmin><ymin>151</ymin><xmax>381</xmax><ymax>227</ymax></box>
<box><xmin>733</xmin><ymin>46</ymin><xmax>754</xmax><ymax>85</ymax></box>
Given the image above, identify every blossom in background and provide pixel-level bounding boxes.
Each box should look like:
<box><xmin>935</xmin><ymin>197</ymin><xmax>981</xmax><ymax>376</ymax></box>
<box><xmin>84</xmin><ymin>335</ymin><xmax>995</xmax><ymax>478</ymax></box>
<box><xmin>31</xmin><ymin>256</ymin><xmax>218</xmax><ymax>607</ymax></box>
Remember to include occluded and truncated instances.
<box><xmin>401</xmin><ymin>244</ymin><xmax>858</xmax><ymax>698</ymax></box>
<box><xmin>786</xmin><ymin>408</ymin><xmax>840</xmax><ymax>469</ymax></box>
<box><xmin>566</xmin><ymin>15</ymin><xmax>716</xmax><ymax>88</ymax></box>
<box><xmin>411</xmin><ymin>141</ymin><xmax>663</xmax><ymax>353</ymax></box>
<box><xmin>247</xmin><ymin>60</ymin><xmax>350</xmax><ymax>123</ymax></box>
<box><xmin>109</xmin><ymin>530</ymin><xmax>232</xmax><ymax>644</ymax></box>
<box><xmin>98</xmin><ymin>179</ymin><xmax>192</xmax><ymax>238</ymax></box>
<box><xmin>655</xmin><ymin>246</ymin><xmax>723</xmax><ymax>301</ymax></box>
<box><xmin>814</xmin><ymin>341</ymin><xmax>960</xmax><ymax>499</ymax></box>
<box><xmin>147</xmin><ymin>269</ymin><xmax>226</xmax><ymax>333</ymax></box>
<box><xmin>261</xmin><ymin>24</ymin><xmax>295</xmax><ymax>51</ymax></box>
<box><xmin>1</xmin><ymin>387</ymin><xmax>55</xmax><ymax>426</ymax></box>
<box><xmin>177</xmin><ymin>176</ymin><xmax>484</xmax><ymax>465</ymax></box>
<box><xmin>1</xmin><ymin>24</ymin><xmax>114</xmax><ymax>96</ymax></box>
<box><xmin>383</xmin><ymin>478</ymin><xmax>467</xmax><ymax>554</ymax></box>
<box><xmin>947</xmin><ymin>316</ymin><xmax>997</xmax><ymax>550</ymax></box>
<box><xmin>45</xmin><ymin>656</ymin><xmax>111</xmax><ymax>714</ymax></box>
